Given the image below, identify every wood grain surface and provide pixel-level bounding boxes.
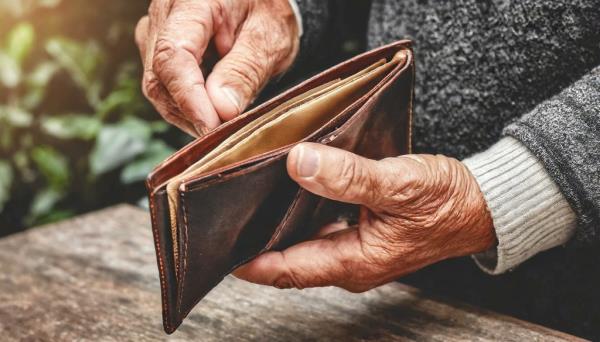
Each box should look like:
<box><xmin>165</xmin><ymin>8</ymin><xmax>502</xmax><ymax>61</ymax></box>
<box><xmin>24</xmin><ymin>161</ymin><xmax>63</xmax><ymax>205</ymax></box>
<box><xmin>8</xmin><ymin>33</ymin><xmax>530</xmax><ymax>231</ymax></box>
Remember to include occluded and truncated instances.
<box><xmin>0</xmin><ymin>205</ymin><xmax>584</xmax><ymax>341</ymax></box>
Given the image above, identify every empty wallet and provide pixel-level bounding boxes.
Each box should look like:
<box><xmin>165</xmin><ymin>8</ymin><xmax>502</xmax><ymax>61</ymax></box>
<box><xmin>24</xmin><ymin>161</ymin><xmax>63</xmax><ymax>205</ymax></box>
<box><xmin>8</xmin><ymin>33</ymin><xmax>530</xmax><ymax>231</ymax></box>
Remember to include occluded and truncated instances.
<box><xmin>146</xmin><ymin>40</ymin><xmax>415</xmax><ymax>333</ymax></box>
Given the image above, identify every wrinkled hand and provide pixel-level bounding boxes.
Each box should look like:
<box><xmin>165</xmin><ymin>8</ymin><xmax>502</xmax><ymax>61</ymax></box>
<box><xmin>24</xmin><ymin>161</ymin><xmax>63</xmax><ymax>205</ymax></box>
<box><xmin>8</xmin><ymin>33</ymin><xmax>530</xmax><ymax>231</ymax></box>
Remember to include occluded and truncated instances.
<box><xmin>234</xmin><ymin>143</ymin><xmax>496</xmax><ymax>292</ymax></box>
<box><xmin>135</xmin><ymin>0</ymin><xmax>299</xmax><ymax>136</ymax></box>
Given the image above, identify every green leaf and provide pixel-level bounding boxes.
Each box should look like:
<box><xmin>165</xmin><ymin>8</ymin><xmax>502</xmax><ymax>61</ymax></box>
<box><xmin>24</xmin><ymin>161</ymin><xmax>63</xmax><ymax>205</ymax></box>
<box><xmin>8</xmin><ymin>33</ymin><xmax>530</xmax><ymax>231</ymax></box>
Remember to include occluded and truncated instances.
<box><xmin>0</xmin><ymin>106</ymin><xmax>33</xmax><ymax>127</ymax></box>
<box><xmin>46</xmin><ymin>37</ymin><xmax>104</xmax><ymax>106</ymax></box>
<box><xmin>30</xmin><ymin>146</ymin><xmax>69</xmax><ymax>191</ymax></box>
<box><xmin>31</xmin><ymin>209</ymin><xmax>74</xmax><ymax>226</ymax></box>
<box><xmin>5</xmin><ymin>22</ymin><xmax>35</xmax><ymax>64</ymax></box>
<box><xmin>0</xmin><ymin>52</ymin><xmax>21</xmax><ymax>88</ymax></box>
<box><xmin>96</xmin><ymin>87</ymin><xmax>135</xmax><ymax>119</ymax></box>
<box><xmin>26</xmin><ymin>187</ymin><xmax>65</xmax><ymax>225</ymax></box>
<box><xmin>120</xmin><ymin>140</ymin><xmax>174</xmax><ymax>184</ymax></box>
<box><xmin>27</xmin><ymin>61</ymin><xmax>59</xmax><ymax>87</ymax></box>
<box><xmin>22</xmin><ymin>61</ymin><xmax>60</xmax><ymax>109</ymax></box>
<box><xmin>0</xmin><ymin>161</ymin><xmax>13</xmax><ymax>213</ymax></box>
<box><xmin>89</xmin><ymin>118</ymin><xmax>152</xmax><ymax>175</ymax></box>
<box><xmin>13</xmin><ymin>149</ymin><xmax>34</xmax><ymax>183</ymax></box>
<box><xmin>41</xmin><ymin>114</ymin><xmax>101</xmax><ymax>140</ymax></box>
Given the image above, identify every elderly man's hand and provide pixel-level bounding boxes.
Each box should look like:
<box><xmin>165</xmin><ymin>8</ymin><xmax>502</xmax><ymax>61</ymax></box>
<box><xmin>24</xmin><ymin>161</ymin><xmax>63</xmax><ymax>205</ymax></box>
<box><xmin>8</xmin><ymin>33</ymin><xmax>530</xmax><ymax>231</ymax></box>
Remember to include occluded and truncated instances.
<box><xmin>234</xmin><ymin>143</ymin><xmax>497</xmax><ymax>292</ymax></box>
<box><xmin>135</xmin><ymin>0</ymin><xmax>299</xmax><ymax>136</ymax></box>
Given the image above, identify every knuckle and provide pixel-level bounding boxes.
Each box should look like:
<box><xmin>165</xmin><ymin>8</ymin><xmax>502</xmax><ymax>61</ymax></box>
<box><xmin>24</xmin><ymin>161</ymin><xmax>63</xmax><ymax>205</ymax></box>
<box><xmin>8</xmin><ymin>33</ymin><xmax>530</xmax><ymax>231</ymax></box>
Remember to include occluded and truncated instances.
<box><xmin>273</xmin><ymin>271</ymin><xmax>304</xmax><ymax>290</ymax></box>
<box><xmin>223</xmin><ymin>50</ymin><xmax>269</xmax><ymax>95</ymax></box>
<box><xmin>171</xmin><ymin>80</ymin><xmax>205</xmax><ymax>107</ymax></box>
<box><xmin>142</xmin><ymin>73</ymin><xmax>162</xmax><ymax>100</ymax></box>
<box><xmin>152</xmin><ymin>39</ymin><xmax>177</xmax><ymax>73</ymax></box>
<box><xmin>329</xmin><ymin>155</ymin><xmax>366</xmax><ymax>199</ymax></box>
<box><xmin>209</xmin><ymin>0</ymin><xmax>226</xmax><ymax>25</ymax></box>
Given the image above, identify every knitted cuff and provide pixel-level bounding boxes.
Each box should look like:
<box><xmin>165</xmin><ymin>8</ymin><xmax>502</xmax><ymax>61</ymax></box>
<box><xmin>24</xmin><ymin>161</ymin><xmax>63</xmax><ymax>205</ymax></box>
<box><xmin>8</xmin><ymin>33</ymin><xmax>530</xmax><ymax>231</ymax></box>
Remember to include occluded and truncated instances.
<box><xmin>463</xmin><ymin>137</ymin><xmax>576</xmax><ymax>275</ymax></box>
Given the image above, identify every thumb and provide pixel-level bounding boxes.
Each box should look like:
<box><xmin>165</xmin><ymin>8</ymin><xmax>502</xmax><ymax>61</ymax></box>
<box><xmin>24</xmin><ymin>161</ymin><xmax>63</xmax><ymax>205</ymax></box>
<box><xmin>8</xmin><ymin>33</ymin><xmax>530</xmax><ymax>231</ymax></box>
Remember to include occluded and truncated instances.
<box><xmin>206</xmin><ymin>28</ymin><xmax>285</xmax><ymax>121</ymax></box>
<box><xmin>233</xmin><ymin>227</ymin><xmax>365</xmax><ymax>290</ymax></box>
<box><xmin>287</xmin><ymin>143</ymin><xmax>384</xmax><ymax>206</ymax></box>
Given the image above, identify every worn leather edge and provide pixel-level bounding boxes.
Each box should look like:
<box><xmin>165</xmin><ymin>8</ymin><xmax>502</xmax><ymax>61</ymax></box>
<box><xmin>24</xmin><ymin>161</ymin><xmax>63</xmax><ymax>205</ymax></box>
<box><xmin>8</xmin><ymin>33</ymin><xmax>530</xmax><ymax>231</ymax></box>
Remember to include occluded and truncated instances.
<box><xmin>176</xmin><ymin>154</ymin><xmax>294</xmax><ymax>321</ymax></box>
<box><xmin>175</xmin><ymin>44</ymin><xmax>414</xmax><ymax>321</ymax></box>
<box><xmin>146</xmin><ymin>40</ymin><xmax>414</xmax><ymax>333</ymax></box>
<box><xmin>146</xmin><ymin>186</ymin><xmax>180</xmax><ymax>333</ymax></box>
<box><xmin>146</xmin><ymin>40</ymin><xmax>413</xmax><ymax>191</ymax></box>
<box><xmin>265</xmin><ymin>48</ymin><xmax>414</xmax><ymax>252</ymax></box>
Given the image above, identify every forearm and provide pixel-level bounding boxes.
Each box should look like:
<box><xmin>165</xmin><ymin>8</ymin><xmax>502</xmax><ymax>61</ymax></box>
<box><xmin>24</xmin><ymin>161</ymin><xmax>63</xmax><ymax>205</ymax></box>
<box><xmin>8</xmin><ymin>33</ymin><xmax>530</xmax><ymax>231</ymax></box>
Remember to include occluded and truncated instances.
<box><xmin>504</xmin><ymin>66</ymin><xmax>600</xmax><ymax>244</ymax></box>
<box><xmin>463</xmin><ymin>66</ymin><xmax>600</xmax><ymax>274</ymax></box>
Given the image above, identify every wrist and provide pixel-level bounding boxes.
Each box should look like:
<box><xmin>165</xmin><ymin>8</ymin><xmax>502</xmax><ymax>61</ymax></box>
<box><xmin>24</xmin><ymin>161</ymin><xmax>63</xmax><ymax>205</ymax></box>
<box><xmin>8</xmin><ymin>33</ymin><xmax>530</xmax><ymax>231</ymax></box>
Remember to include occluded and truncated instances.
<box><xmin>463</xmin><ymin>159</ymin><xmax>497</xmax><ymax>253</ymax></box>
<box><xmin>444</xmin><ymin>158</ymin><xmax>497</xmax><ymax>258</ymax></box>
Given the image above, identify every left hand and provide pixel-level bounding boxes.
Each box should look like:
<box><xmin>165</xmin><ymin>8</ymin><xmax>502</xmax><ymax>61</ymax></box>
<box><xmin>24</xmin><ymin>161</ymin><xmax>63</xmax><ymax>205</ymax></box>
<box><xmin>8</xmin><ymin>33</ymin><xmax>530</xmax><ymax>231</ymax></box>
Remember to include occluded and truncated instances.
<box><xmin>234</xmin><ymin>143</ymin><xmax>496</xmax><ymax>292</ymax></box>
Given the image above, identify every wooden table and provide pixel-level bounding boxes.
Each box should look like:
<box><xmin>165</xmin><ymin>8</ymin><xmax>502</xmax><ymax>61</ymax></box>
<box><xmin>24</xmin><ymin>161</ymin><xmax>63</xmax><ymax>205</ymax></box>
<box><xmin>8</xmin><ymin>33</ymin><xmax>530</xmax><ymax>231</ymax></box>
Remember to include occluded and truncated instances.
<box><xmin>0</xmin><ymin>205</ymin><xmax>584</xmax><ymax>341</ymax></box>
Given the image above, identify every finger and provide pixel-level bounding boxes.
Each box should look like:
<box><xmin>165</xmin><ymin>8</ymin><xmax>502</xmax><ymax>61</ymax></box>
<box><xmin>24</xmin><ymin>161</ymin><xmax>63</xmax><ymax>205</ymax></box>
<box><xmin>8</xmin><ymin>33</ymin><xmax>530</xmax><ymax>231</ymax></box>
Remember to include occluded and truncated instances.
<box><xmin>206</xmin><ymin>22</ymin><xmax>277</xmax><ymax>121</ymax></box>
<box><xmin>135</xmin><ymin>16</ymin><xmax>149</xmax><ymax>63</ymax></box>
<box><xmin>152</xmin><ymin>0</ymin><xmax>221</xmax><ymax>132</ymax></box>
<box><xmin>145</xmin><ymin>0</ymin><xmax>170</xmax><ymax>71</ymax></box>
<box><xmin>234</xmin><ymin>227</ymin><xmax>367</xmax><ymax>290</ymax></box>
<box><xmin>287</xmin><ymin>143</ymin><xmax>384</xmax><ymax>207</ymax></box>
<box><xmin>143</xmin><ymin>0</ymin><xmax>199</xmax><ymax>136</ymax></box>
<box><xmin>141</xmin><ymin>75</ymin><xmax>199</xmax><ymax>136</ymax></box>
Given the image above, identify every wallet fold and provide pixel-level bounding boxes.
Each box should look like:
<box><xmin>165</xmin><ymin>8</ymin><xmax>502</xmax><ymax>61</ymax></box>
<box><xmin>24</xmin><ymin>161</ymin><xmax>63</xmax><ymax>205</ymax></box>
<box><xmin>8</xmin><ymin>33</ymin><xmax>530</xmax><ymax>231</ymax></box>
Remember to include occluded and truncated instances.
<box><xmin>146</xmin><ymin>40</ymin><xmax>415</xmax><ymax>333</ymax></box>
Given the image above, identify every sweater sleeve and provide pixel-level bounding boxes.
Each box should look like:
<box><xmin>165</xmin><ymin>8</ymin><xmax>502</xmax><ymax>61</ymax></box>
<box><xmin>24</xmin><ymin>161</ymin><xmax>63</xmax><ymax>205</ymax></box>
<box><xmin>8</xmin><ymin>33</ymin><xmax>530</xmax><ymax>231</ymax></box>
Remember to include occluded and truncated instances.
<box><xmin>505</xmin><ymin>66</ymin><xmax>600</xmax><ymax>244</ymax></box>
<box><xmin>463</xmin><ymin>137</ymin><xmax>576</xmax><ymax>274</ymax></box>
<box><xmin>463</xmin><ymin>66</ymin><xmax>600</xmax><ymax>274</ymax></box>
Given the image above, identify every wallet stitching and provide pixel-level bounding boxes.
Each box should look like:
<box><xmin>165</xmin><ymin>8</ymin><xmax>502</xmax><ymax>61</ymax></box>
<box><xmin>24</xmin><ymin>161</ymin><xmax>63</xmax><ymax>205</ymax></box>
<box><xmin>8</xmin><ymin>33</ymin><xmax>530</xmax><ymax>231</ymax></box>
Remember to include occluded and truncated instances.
<box><xmin>264</xmin><ymin>188</ymin><xmax>304</xmax><ymax>250</ymax></box>
<box><xmin>149</xmin><ymin>192</ymin><xmax>173</xmax><ymax>332</ymax></box>
<box><xmin>162</xmin><ymin>41</ymin><xmax>415</xmax><ymax>329</ymax></box>
<box><xmin>178</xmin><ymin>190</ymin><xmax>190</xmax><ymax>316</ymax></box>
<box><xmin>180</xmin><ymin>49</ymin><xmax>412</xmax><ymax>190</ymax></box>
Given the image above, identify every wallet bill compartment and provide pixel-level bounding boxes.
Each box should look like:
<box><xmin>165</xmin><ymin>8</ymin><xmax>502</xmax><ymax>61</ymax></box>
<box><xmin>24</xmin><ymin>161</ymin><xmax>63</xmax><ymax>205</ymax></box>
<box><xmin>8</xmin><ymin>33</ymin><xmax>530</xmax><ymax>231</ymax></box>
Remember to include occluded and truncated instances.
<box><xmin>146</xmin><ymin>40</ymin><xmax>414</xmax><ymax>334</ymax></box>
<box><xmin>174</xmin><ymin>46</ymin><xmax>413</xmax><ymax>322</ymax></box>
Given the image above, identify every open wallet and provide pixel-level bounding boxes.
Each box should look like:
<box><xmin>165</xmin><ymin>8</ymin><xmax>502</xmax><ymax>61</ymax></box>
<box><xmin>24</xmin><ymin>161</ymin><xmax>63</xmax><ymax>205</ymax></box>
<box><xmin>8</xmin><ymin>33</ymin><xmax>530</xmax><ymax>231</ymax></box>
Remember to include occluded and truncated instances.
<box><xmin>146</xmin><ymin>40</ymin><xmax>415</xmax><ymax>333</ymax></box>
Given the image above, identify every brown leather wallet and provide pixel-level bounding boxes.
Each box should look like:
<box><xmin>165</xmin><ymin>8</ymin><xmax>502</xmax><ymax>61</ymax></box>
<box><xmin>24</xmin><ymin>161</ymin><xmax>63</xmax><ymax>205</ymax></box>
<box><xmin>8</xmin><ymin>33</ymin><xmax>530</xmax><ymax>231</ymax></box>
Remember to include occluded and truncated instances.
<box><xmin>146</xmin><ymin>40</ymin><xmax>415</xmax><ymax>334</ymax></box>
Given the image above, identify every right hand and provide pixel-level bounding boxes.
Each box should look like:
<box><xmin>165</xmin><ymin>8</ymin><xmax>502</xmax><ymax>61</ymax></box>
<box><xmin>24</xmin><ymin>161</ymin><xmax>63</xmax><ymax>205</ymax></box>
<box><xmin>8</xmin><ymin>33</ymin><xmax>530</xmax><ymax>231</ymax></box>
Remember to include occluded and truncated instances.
<box><xmin>135</xmin><ymin>0</ymin><xmax>300</xmax><ymax>136</ymax></box>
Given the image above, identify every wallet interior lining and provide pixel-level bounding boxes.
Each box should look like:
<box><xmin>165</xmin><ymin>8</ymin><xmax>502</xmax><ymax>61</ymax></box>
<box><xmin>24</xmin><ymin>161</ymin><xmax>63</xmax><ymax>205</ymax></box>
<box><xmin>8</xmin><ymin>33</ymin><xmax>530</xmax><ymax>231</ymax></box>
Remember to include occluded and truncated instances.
<box><xmin>166</xmin><ymin>52</ymin><xmax>405</xmax><ymax>272</ymax></box>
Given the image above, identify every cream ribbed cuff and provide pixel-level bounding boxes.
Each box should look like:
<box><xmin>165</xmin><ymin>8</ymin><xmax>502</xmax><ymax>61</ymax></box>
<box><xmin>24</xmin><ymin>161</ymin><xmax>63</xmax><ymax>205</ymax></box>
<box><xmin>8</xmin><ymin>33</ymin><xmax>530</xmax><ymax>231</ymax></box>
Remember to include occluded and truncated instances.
<box><xmin>463</xmin><ymin>137</ymin><xmax>576</xmax><ymax>275</ymax></box>
<box><xmin>288</xmin><ymin>0</ymin><xmax>304</xmax><ymax>37</ymax></box>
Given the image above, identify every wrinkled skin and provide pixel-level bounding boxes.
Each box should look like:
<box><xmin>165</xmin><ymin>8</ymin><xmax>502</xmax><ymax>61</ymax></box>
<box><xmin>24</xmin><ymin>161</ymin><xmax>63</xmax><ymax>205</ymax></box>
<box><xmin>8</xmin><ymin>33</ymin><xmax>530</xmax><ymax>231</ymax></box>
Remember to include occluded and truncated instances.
<box><xmin>136</xmin><ymin>1</ymin><xmax>497</xmax><ymax>292</ymax></box>
<box><xmin>135</xmin><ymin>0</ymin><xmax>299</xmax><ymax>136</ymax></box>
<box><xmin>234</xmin><ymin>143</ymin><xmax>496</xmax><ymax>292</ymax></box>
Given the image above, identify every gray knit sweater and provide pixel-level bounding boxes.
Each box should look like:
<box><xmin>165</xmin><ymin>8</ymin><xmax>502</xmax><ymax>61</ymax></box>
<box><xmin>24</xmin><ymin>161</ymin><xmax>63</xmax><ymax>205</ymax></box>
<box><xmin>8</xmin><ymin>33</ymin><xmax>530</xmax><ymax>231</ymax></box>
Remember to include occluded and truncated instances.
<box><xmin>293</xmin><ymin>0</ymin><xmax>600</xmax><ymax>338</ymax></box>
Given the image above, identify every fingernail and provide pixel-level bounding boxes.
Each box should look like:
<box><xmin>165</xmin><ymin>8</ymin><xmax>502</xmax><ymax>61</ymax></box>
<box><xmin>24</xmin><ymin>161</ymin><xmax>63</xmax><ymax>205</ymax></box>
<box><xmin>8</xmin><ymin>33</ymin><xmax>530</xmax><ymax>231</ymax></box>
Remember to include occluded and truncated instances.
<box><xmin>295</xmin><ymin>145</ymin><xmax>320</xmax><ymax>178</ymax></box>
<box><xmin>221</xmin><ymin>87</ymin><xmax>242</xmax><ymax>112</ymax></box>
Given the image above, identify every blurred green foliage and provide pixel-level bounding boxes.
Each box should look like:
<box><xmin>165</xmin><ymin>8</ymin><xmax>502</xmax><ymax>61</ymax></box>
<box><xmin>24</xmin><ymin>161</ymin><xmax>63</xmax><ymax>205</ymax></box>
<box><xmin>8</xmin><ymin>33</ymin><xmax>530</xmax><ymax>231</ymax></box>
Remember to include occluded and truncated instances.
<box><xmin>0</xmin><ymin>0</ymin><xmax>188</xmax><ymax>233</ymax></box>
<box><xmin>0</xmin><ymin>0</ymin><xmax>368</xmax><ymax>234</ymax></box>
